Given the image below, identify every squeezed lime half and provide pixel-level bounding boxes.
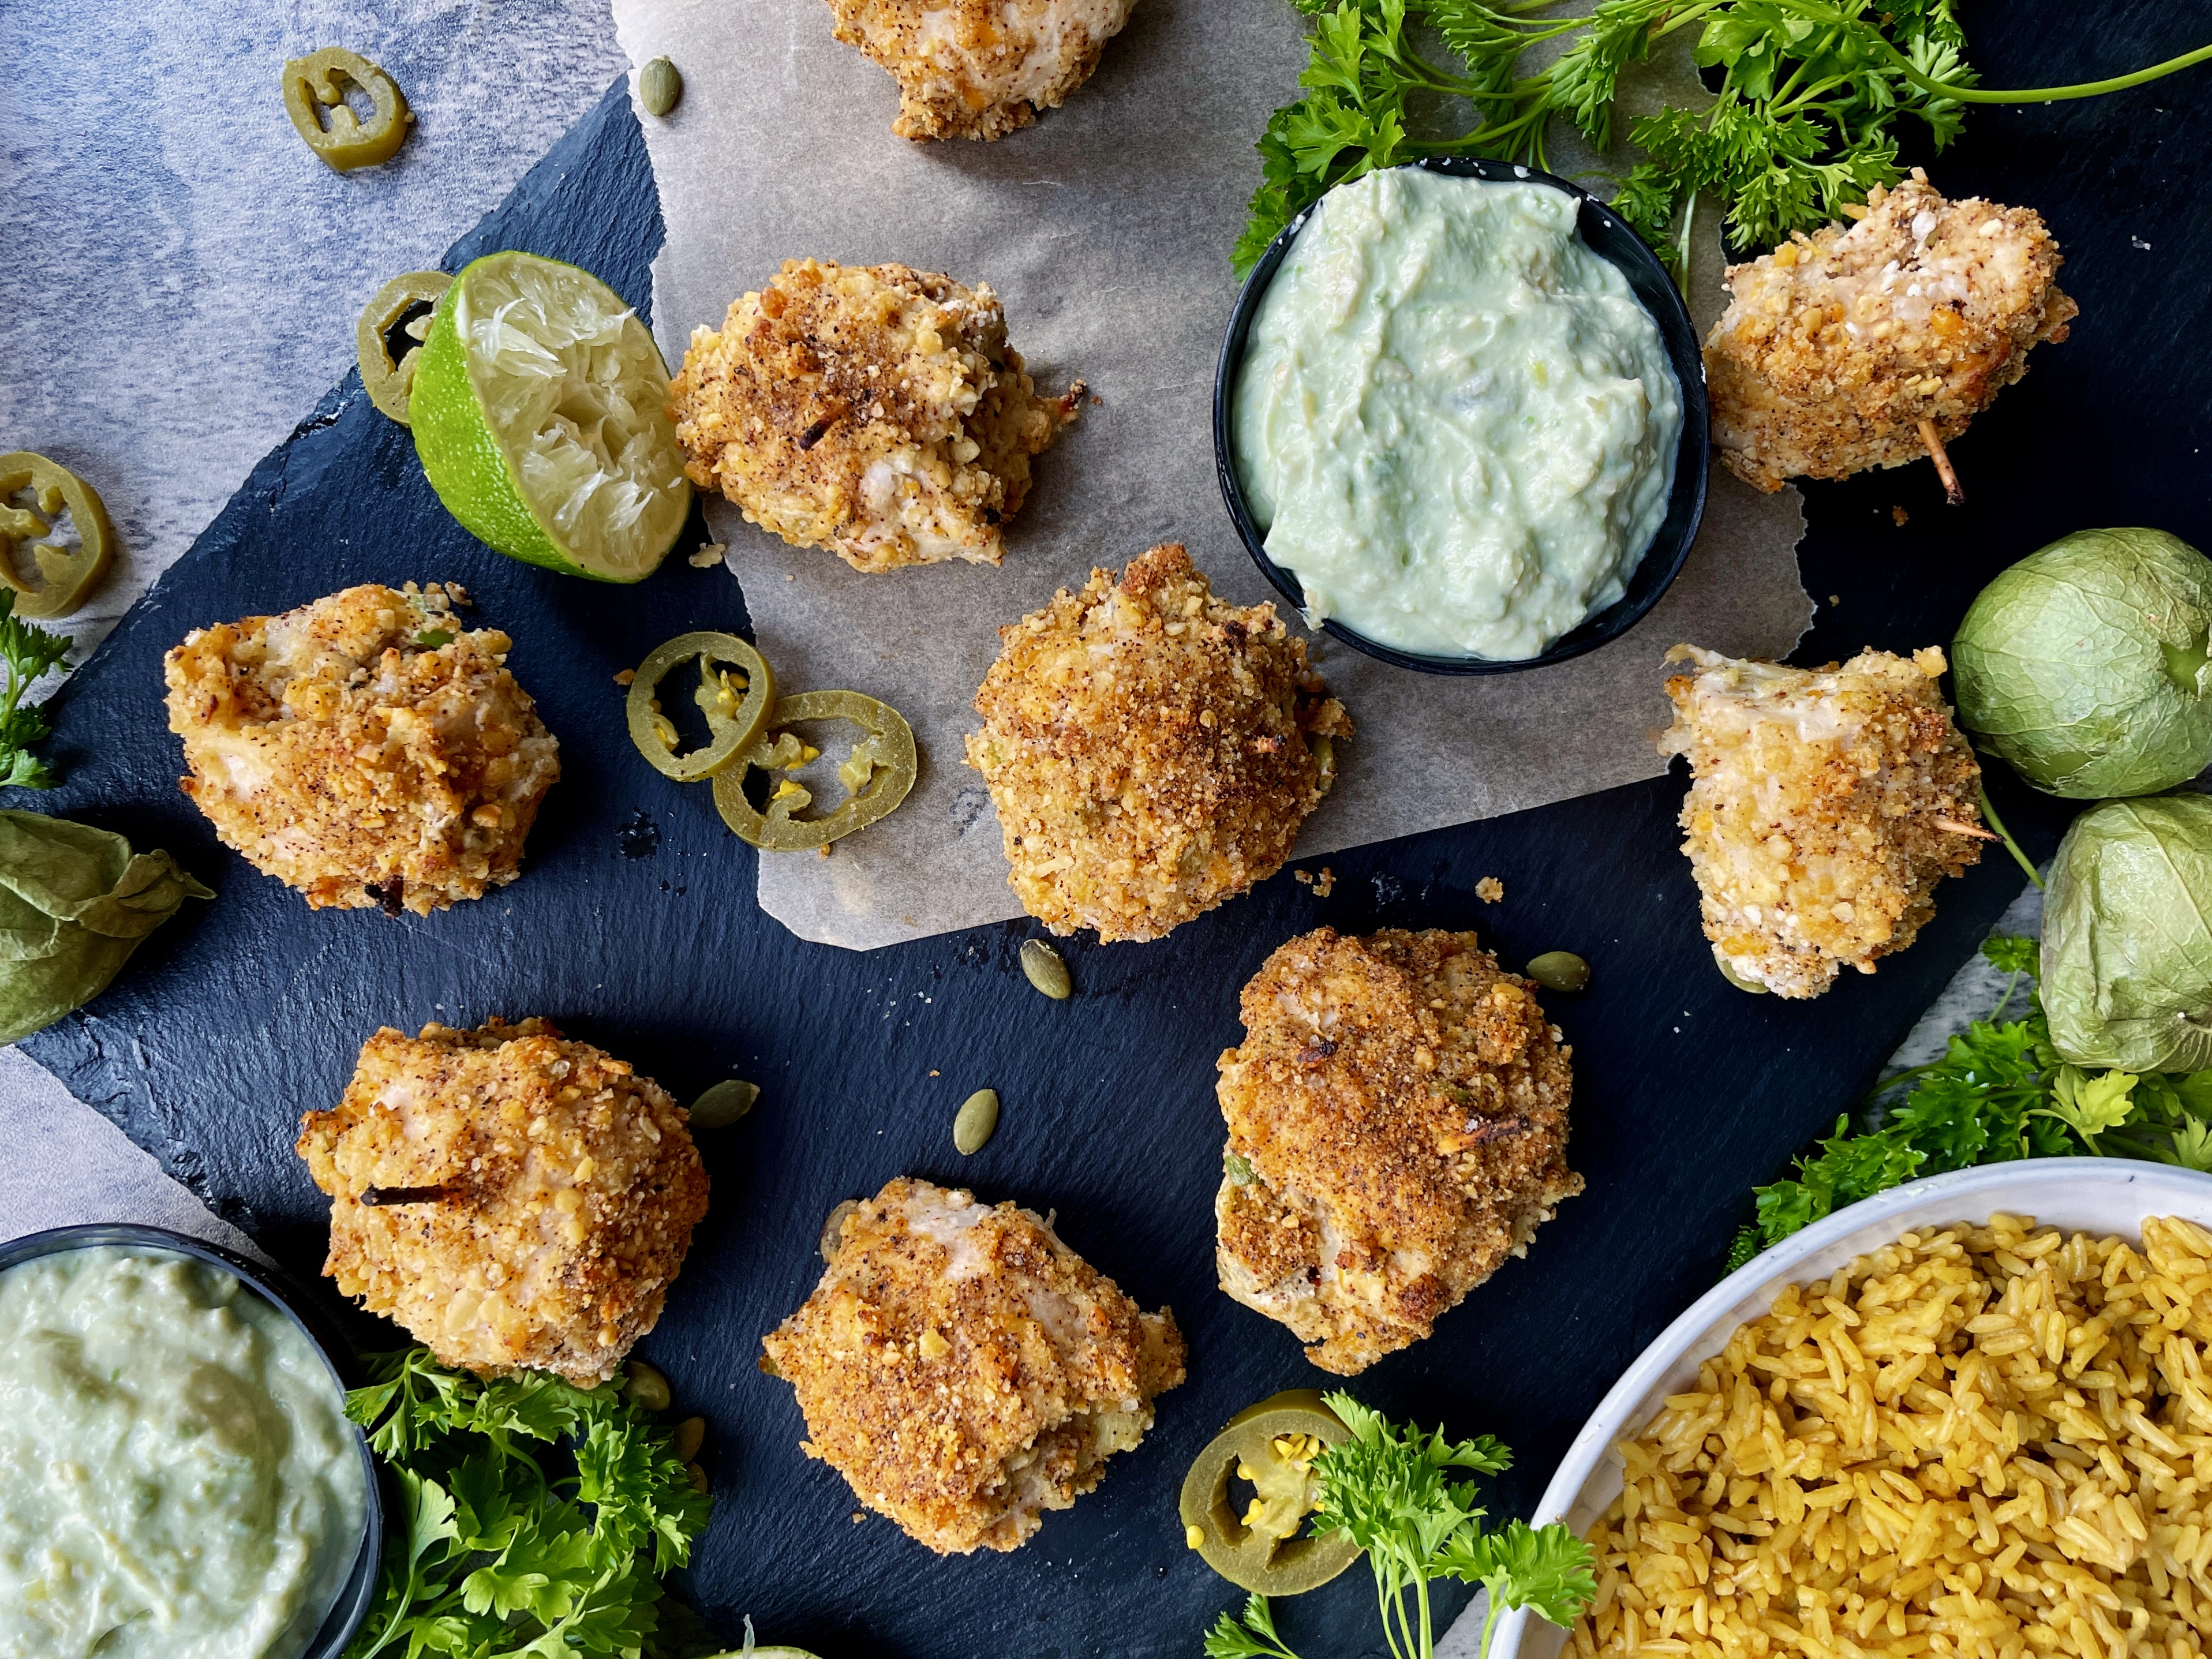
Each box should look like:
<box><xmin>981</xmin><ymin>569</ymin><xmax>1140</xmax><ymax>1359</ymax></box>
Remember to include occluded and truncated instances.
<box><xmin>410</xmin><ymin>250</ymin><xmax>691</xmax><ymax>582</ymax></box>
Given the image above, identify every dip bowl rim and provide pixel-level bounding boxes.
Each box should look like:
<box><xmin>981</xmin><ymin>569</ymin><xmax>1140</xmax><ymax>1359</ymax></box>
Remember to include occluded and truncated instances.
<box><xmin>1212</xmin><ymin>155</ymin><xmax>1712</xmax><ymax>676</ymax></box>
<box><xmin>0</xmin><ymin>1221</ymin><xmax>385</xmax><ymax>1659</ymax></box>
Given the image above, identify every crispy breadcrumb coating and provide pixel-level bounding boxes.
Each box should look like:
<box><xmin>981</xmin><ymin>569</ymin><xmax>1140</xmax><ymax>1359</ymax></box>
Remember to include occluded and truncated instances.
<box><xmin>826</xmin><ymin>0</ymin><xmax>1140</xmax><ymax>141</ymax></box>
<box><xmin>163</xmin><ymin>583</ymin><xmax>559</xmax><ymax>916</ymax></box>
<box><xmin>669</xmin><ymin>259</ymin><xmax>1080</xmax><ymax>573</ymax></box>
<box><xmin>761</xmin><ymin>1177</ymin><xmax>1185</xmax><ymax>1554</ymax></box>
<box><xmin>966</xmin><ymin>543</ymin><xmax>1351</xmax><ymax>942</ymax></box>
<box><xmin>1658</xmin><ymin>645</ymin><xmax>1986</xmax><ymax>999</ymax></box>
<box><xmin>1706</xmin><ymin>171</ymin><xmax>2075</xmax><ymax>493</ymax></box>
<box><xmin>297</xmin><ymin>1018</ymin><xmax>708</xmax><ymax>1387</ymax></box>
<box><xmin>1215</xmin><ymin>928</ymin><xmax>1580</xmax><ymax>1376</ymax></box>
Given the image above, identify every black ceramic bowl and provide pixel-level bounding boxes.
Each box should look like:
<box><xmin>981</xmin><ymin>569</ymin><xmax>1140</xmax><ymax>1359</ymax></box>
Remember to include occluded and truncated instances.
<box><xmin>0</xmin><ymin>1223</ymin><xmax>384</xmax><ymax>1659</ymax></box>
<box><xmin>1214</xmin><ymin>157</ymin><xmax>1711</xmax><ymax>675</ymax></box>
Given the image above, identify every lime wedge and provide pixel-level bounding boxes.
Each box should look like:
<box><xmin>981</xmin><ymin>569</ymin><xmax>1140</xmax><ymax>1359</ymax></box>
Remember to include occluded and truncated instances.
<box><xmin>410</xmin><ymin>251</ymin><xmax>691</xmax><ymax>582</ymax></box>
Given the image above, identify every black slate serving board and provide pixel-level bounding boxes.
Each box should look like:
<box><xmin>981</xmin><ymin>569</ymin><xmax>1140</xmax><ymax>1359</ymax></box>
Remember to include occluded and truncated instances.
<box><xmin>21</xmin><ymin>7</ymin><xmax>2212</xmax><ymax>1651</ymax></box>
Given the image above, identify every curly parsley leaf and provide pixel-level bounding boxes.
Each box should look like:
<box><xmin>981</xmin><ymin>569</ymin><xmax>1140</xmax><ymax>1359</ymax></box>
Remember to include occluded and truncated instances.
<box><xmin>2035</xmin><ymin>1065</ymin><xmax>2140</xmax><ymax>1145</ymax></box>
<box><xmin>0</xmin><ymin>591</ymin><xmax>69</xmax><ymax>790</ymax></box>
<box><xmin>1734</xmin><ymin>937</ymin><xmax>2212</xmax><ymax>1265</ymax></box>
<box><xmin>345</xmin><ymin>1349</ymin><xmax>713</xmax><ymax>1659</ymax></box>
<box><xmin>1202</xmin><ymin>1392</ymin><xmax>1592</xmax><ymax>1659</ymax></box>
<box><xmin>1240</xmin><ymin>0</ymin><xmax>2207</xmax><ymax>272</ymax></box>
<box><xmin>1204</xmin><ymin>1593</ymin><xmax>1303</xmax><ymax>1659</ymax></box>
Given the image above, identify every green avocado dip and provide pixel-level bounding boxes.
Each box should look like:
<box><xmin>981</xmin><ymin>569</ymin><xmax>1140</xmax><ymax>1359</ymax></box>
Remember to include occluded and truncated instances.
<box><xmin>1234</xmin><ymin>168</ymin><xmax>1683</xmax><ymax>661</ymax></box>
<box><xmin>0</xmin><ymin>1247</ymin><xmax>368</xmax><ymax>1659</ymax></box>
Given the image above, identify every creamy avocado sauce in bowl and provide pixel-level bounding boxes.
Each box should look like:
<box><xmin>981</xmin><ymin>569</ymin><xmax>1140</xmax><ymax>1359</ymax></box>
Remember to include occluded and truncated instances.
<box><xmin>1216</xmin><ymin>159</ymin><xmax>1709</xmax><ymax>674</ymax></box>
<box><xmin>0</xmin><ymin>1227</ymin><xmax>379</xmax><ymax>1659</ymax></box>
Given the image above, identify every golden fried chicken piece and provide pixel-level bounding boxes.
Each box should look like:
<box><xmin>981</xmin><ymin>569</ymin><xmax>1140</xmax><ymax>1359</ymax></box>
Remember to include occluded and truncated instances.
<box><xmin>826</xmin><ymin>0</ymin><xmax>1141</xmax><ymax>141</ymax></box>
<box><xmin>1657</xmin><ymin>645</ymin><xmax>1986</xmax><ymax>999</ymax></box>
<box><xmin>1706</xmin><ymin>170</ymin><xmax>2075</xmax><ymax>494</ymax></box>
<box><xmin>671</xmin><ymin>260</ymin><xmax>1080</xmax><ymax>574</ymax></box>
<box><xmin>761</xmin><ymin>1177</ymin><xmax>1184</xmax><ymax>1553</ymax></box>
<box><xmin>1216</xmin><ymin>929</ymin><xmax>1580</xmax><ymax>1376</ymax></box>
<box><xmin>297</xmin><ymin>1018</ymin><xmax>708</xmax><ymax>1387</ymax></box>
<box><xmin>163</xmin><ymin>583</ymin><xmax>559</xmax><ymax>916</ymax></box>
<box><xmin>966</xmin><ymin>544</ymin><xmax>1350</xmax><ymax>942</ymax></box>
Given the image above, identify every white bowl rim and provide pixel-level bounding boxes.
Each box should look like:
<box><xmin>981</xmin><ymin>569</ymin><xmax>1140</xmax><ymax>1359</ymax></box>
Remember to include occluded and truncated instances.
<box><xmin>1487</xmin><ymin>1156</ymin><xmax>2212</xmax><ymax>1659</ymax></box>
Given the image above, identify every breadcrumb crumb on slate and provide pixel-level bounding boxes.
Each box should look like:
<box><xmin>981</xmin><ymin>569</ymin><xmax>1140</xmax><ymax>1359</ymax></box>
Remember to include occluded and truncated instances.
<box><xmin>965</xmin><ymin>543</ymin><xmax>1352</xmax><ymax>942</ymax></box>
<box><xmin>163</xmin><ymin>583</ymin><xmax>559</xmax><ymax>916</ymax></box>
<box><xmin>1215</xmin><ymin>928</ymin><xmax>1580</xmax><ymax>1376</ymax></box>
<box><xmin>761</xmin><ymin>1177</ymin><xmax>1185</xmax><ymax>1554</ymax></box>
<box><xmin>669</xmin><ymin>259</ymin><xmax>1080</xmax><ymax>572</ymax></box>
<box><xmin>296</xmin><ymin>1018</ymin><xmax>708</xmax><ymax>1388</ymax></box>
<box><xmin>826</xmin><ymin>0</ymin><xmax>1140</xmax><ymax>141</ymax></box>
<box><xmin>1705</xmin><ymin>171</ymin><xmax>2075</xmax><ymax>493</ymax></box>
<box><xmin>1657</xmin><ymin>645</ymin><xmax>1985</xmax><ymax>999</ymax></box>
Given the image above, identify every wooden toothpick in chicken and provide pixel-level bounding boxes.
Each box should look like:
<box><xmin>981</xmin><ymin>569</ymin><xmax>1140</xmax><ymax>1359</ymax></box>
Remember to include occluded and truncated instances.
<box><xmin>1705</xmin><ymin>171</ymin><xmax>2076</xmax><ymax>503</ymax></box>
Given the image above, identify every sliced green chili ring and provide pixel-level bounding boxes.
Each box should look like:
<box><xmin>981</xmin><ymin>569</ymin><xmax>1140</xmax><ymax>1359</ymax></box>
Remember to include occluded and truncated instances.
<box><xmin>0</xmin><ymin>452</ymin><xmax>114</xmax><ymax>621</ymax></box>
<box><xmin>626</xmin><ymin>632</ymin><xmax>776</xmax><ymax>783</ymax></box>
<box><xmin>356</xmin><ymin>271</ymin><xmax>452</xmax><ymax>425</ymax></box>
<box><xmin>711</xmin><ymin>690</ymin><xmax>917</xmax><ymax>853</ymax></box>
<box><xmin>1177</xmin><ymin>1390</ymin><xmax>1360</xmax><ymax>1596</ymax></box>
<box><xmin>282</xmin><ymin>47</ymin><xmax>413</xmax><ymax>172</ymax></box>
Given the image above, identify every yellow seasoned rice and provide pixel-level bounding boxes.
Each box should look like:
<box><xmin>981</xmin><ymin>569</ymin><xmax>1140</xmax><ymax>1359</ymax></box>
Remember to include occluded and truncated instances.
<box><xmin>1571</xmin><ymin>1214</ymin><xmax>2212</xmax><ymax>1659</ymax></box>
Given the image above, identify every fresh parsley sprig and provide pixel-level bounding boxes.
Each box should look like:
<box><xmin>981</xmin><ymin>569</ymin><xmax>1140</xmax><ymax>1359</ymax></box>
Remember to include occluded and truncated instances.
<box><xmin>1241</xmin><ymin>1</ymin><xmax>2212</xmax><ymax>274</ymax></box>
<box><xmin>1728</xmin><ymin>935</ymin><xmax>2212</xmax><ymax>1269</ymax></box>
<box><xmin>1204</xmin><ymin>1392</ymin><xmax>1594</xmax><ymax>1659</ymax></box>
<box><xmin>343</xmin><ymin>1347</ymin><xmax>714</xmax><ymax>1659</ymax></box>
<box><xmin>0</xmin><ymin>589</ymin><xmax>72</xmax><ymax>789</ymax></box>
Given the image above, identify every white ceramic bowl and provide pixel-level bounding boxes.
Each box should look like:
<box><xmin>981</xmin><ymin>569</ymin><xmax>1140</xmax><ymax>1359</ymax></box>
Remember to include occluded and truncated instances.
<box><xmin>1492</xmin><ymin>1158</ymin><xmax>2212</xmax><ymax>1659</ymax></box>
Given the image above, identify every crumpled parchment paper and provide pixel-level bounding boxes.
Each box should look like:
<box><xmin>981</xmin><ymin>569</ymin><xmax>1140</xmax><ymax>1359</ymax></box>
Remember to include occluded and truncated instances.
<box><xmin>609</xmin><ymin>0</ymin><xmax>1811</xmax><ymax>950</ymax></box>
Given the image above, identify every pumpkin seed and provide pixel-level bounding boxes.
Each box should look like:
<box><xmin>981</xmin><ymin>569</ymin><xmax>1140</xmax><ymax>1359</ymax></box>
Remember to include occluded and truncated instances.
<box><xmin>1019</xmin><ymin>938</ymin><xmax>1072</xmax><ymax>1000</ymax></box>
<box><xmin>638</xmin><ymin>57</ymin><xmax>683</xmax><ymax>117</ymax></box>
<box><xmin>622</xmin><ymin>1359</ymin><xmax>671</xmax><ymax>1413</ymax></box>
<box><xmin>757</xmin><ymin>1352</ymin><xmax>781</xmax><ymax>1379</ymax></box>
<box><xmin>820</xmin><ymin>1198</ymin><xmax>859</xmax><ymax>1263</ymax></box>
<box><xmin>1524</xmin><ymin>951</ymin><xmax>1590</xmax><ymax>993</ymax></box>
<box><xmin>953</xmin><ymin>1088</ymin><xmax>1000</xmax><ymax>1155</ymax></box>
<box><xmin>688</xmin><ymin>1078</ymin><xmax>758</xmax><ymax>1128</ymax></box>
<box><xmin>684</xmin><ymin>1460</ymin><xmax>709</xmax><ymax>1495</ymax></box>
<box><xmin>1714</xmin><ymin>949</ymin><xmax>1770</xmax><ymax>995</ymax></box>
<box><xmin>1224</xmin><ymin>1151</ymin><xmax>1255</xmax><ymax>1186</ymax></box>
<box><xmin>673</xmin><ymin>1415</ymin><xmax>706</xmax><ymax>1463</ymax></box>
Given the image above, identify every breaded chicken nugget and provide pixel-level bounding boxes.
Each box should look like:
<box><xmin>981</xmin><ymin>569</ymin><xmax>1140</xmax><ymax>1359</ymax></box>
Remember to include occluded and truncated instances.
<box><xmin>1706</xmin><ymin>171</ymin><xmax>2075</xmax><ymax>495</ymax></box>
<box><xmin>164</xmin><ymin>583</ymin><xmax>559</xmax><ymax>916</ymax></box>
<box><xmin>966</xmin><ymin>543</ymin><xmax>1351</xmax><ymax>942</ymax></box>
<box><xmin>761</xmin><ymin>1177</ymin><xmax>1184</xmax><ymax>1553</ymax></box>
<box><xmin>826</xmin><ymin>0</ymin><xmax>1141</xmax><ymax>141</ymax></box>
<box><xmin>297</xmin><ymin>1018</ymin><xmax>708</xmax><ymax>1387</ymax></box>
<box><xmin>1658</xmin><ymin>645</ymin><xmax>1986</xmax><ymax>999</ymax></box>
<box><xmin>669</xmin><ymin>259</ymin><xmax>1080</xmax><ymax>573</ymax></box>
<box><xmin>1215</xmin><ymin>928</ymin><xmax>1580</xmax><ymax>1375</ymax></box>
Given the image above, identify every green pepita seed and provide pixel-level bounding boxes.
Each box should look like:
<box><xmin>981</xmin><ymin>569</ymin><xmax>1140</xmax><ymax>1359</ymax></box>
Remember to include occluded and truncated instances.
<box><xmin>1524</xmin><ymin>951</ymin><xmax>1590</xmax><ymax>993</ymax></box>
<box><xmin>638</xmin><ymin>57</ymin><xmax>682</xmax><ymax>117</ymax></box>
<box><xmin>1020</xmin><ymin>938</ymin><xmax>1071</xmax><ymax>999</ymax></box>
<box><xmin>672</xmin><ymin>1415</ymin><xmax>706</xmax><ymax>1463</ymax></box>
<box><xmin>820</xmin><ymin>1198</ymin><xmax>859</xmax><ymax>1264</ymax></box>
<box><xmin>1713</xmin><ymin>948</ymin><xmax>1770</xmax><ymax>995</ymax></box>
<box><xmin>622</xmin><ymin>1360</ymin><xmax>671</xmax><ymax>1414</ymax></box>
<box><xmin>757</xmin><ymin>1351</ymin><xmax>782</xmax><ymax>1379</ymax></box>
<box><xmin>688</xmin><ymin>1078</ymin><xmax>758</xmax><ymax>1128</ymax></box>
<box><xmin>953</xmin><ymin>1088</ymin><xmax>1000</xmax><ymax>1156</ymax></box>
<box><xmin>1223</xmin><ymin>1151</ymin><xmax>1255</xmax><ymax>1186</ymax></box>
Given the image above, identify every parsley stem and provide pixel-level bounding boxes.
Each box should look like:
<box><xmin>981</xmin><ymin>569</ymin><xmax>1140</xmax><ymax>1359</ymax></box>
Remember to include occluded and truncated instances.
<box><xmin>1977</xmin><ymin>784</ymin><xmax>2044</xmax><ymax>891</ymax></box>
<box><xmin>1889</xmin><ymin>39</ymin><xmax>2212</xmax><ymax>104</ymax></box>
